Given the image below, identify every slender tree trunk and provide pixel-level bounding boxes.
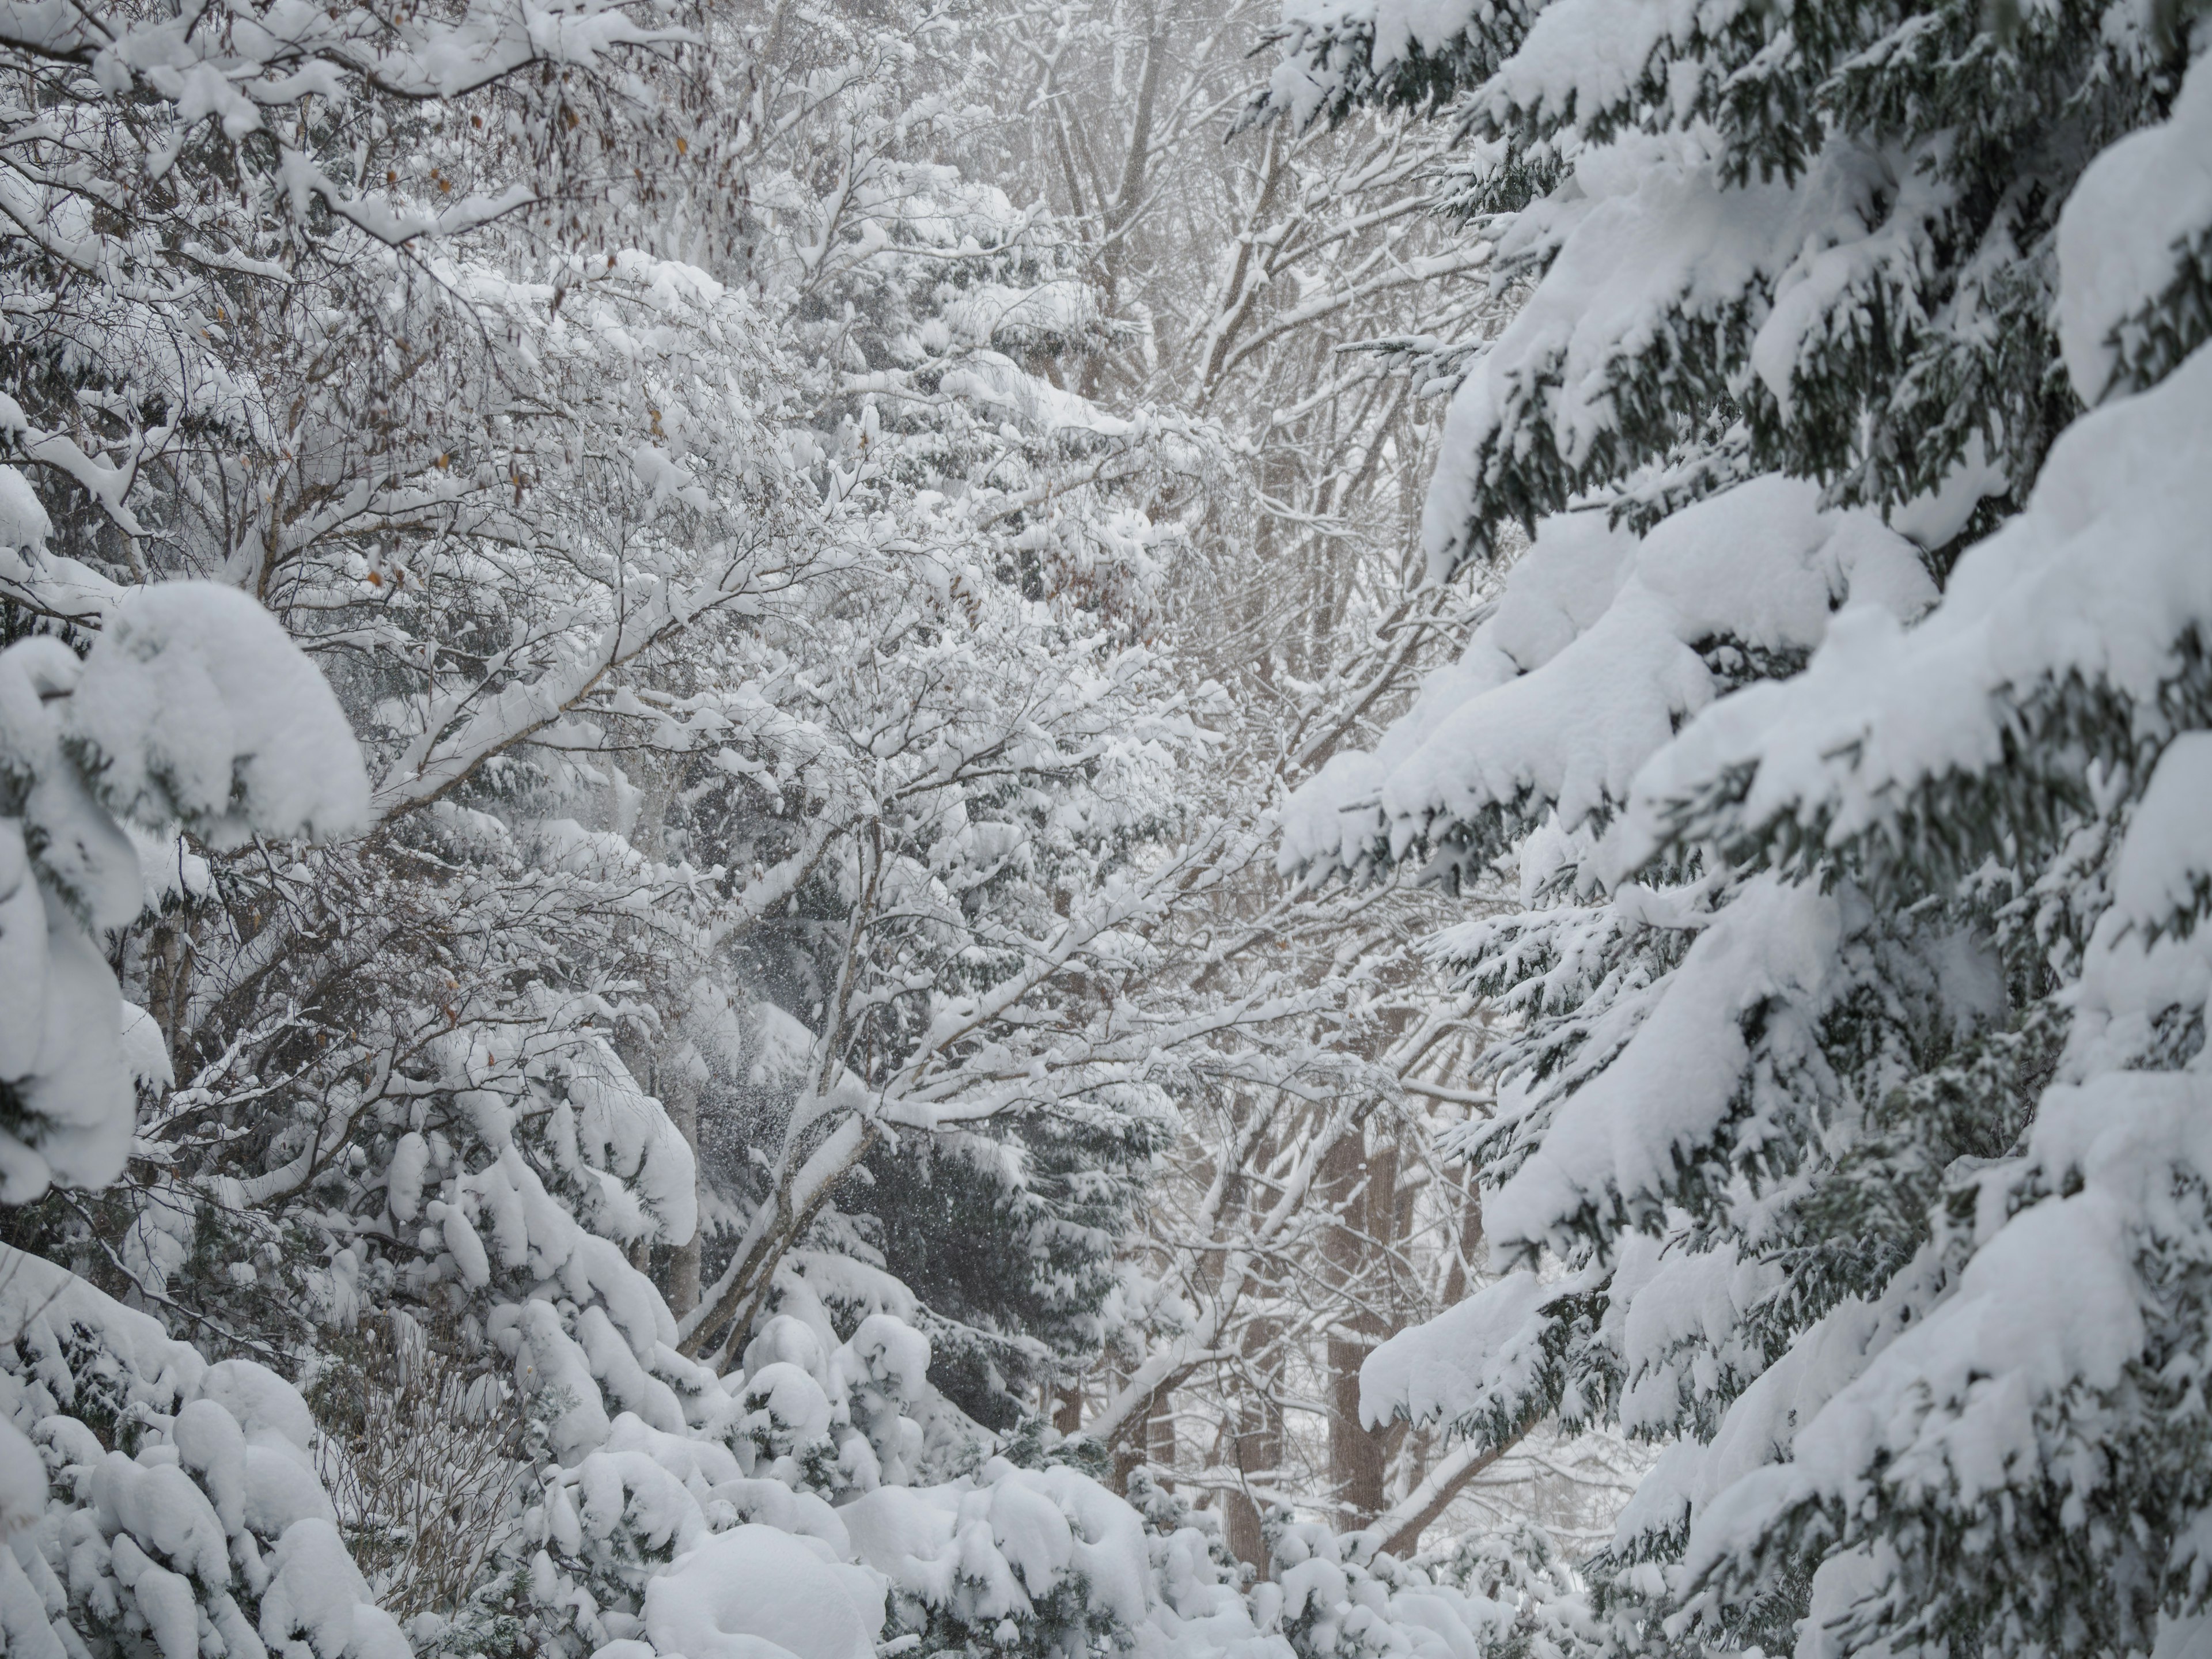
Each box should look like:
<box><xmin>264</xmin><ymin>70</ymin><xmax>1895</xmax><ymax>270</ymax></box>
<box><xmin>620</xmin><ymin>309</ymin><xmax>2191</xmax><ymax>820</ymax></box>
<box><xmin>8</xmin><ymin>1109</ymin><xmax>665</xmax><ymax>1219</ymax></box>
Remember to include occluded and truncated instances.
<box><xmin>1146</xmin><ymin>1384</ymin><xmax>1177</xmax><ymax>1479</ymax></box>
<box><xmin>1053</xmin><ymin>1381</ymin><xmax>1084</xmax><ymax>1435</ymax></box>
<box><xmin>1083</xmin><ymin>7</ymin><xmax>1165</xmax><ymax>399</ymax></box>
<box><xmin>1322</xmin><ymin>1131</ymin><xmax>1395</xmax><ymax>1524</ymax></box>
<box><xmin>1223</xmin><ymin>1312</ymin><xmax>1283</xmax><ymax>1567</ymax></box>
<box><xmin>661</xmin><ymin>1049</ymin><xmax>703</xmax><ymax>1319</ymax></box>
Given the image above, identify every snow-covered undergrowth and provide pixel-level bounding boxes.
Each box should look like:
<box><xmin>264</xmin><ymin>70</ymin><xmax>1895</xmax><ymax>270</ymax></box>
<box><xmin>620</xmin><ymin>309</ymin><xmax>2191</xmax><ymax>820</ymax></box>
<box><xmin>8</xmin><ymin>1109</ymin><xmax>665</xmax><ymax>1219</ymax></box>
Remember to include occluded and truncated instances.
<box><xmin>0</xmin><ymin>1245</ymin><xmax>407</xmax><ymax>1659</ymax></box>
<box><xmin>2</xmin><ymin>1219</ymin><xmax>1563</xmax><ymax>1659</ymax></box>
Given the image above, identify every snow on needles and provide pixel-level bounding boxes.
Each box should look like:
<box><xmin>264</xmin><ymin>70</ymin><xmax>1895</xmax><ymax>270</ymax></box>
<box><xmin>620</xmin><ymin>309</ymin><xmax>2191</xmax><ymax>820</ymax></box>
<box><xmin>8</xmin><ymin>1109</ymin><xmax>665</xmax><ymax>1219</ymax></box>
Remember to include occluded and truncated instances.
<box><xmin>1280</xmin><ymin>478</ymin><xmax>1930</xmax><ymax>881</ymax></box>
<box><xmin>1627</xmin><ymin>338</ymin><xmax>2212</xmax><ymax>878</ymax></box>
<box><xmin>1484</xmin><ymin>874</ymin><xmax>1839</xmax><ymax>1258</ymax></box>
<box><xmin>2056</xmin><ymin>53</ymin><xmax>2212</xmax><ymax>406</ymax></box>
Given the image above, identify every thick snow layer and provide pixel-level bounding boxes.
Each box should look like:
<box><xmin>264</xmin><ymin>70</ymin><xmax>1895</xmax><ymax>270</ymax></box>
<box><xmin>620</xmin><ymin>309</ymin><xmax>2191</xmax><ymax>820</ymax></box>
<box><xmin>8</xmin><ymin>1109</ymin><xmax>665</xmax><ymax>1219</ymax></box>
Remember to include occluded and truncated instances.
<box><xmin>1265</xmin><ymin>0</ymin><xmax>1476</xmax><ymax>122</ymax></box>
<box><xmin>5</xmin><ymin>1194</ymin><xmax>1498</xmax><ymax>1659</ymax></box>
<box><xmin>1487</xmin><ymin>876</ymin><xmax>1839</xmax><ymax>1256</ymax></box>
<box><xmin>1610</xmin><ymin>1234</ymin><xmax>1782</xmax><ymax>1440</ymax></box>
<box><xmin>845</xmin><ymin>1459</ymin><xmax>1151</xmax><ymax>1634</ymax></box>
<box><xmin>1280</xmin><ymin>479</ymin><xmax>1929</xmax><ymax>877</ymax></box>
<box><xmin>1261</xmin><ymin>0</ymin><xmax>1752</xmax><ymax>135</ymax></box>
<box><xmin>642</xmin><ymin>1524</ymin><xmax>885</xmax><ymax>1659</ymax></box>
<box><xmin>0</xmin><ymin>539</ymin><xmax>127</xmax><ymax>628</ymax></box>
<box><xmin>1478</xmin><ymin>0</ymin><xmax>1731</xmax><ymax>134</ymax></box>
<box><xmin>1264</xmin><ymin>1518</ymin><xmax>1516</xmax><ymax>1659</ymax></box>
<box><xmin>520</xmin><ymin>1292</ymin><xmax>1325</xmax><ymax>1659</ymax></box>
<box><xmin>0</xmin><ymin>835</ymin><xmax>134</xmax><ymax>1198</ymax></box>
<box><xmin>1416</xmin><ymin>133</ymin><xmax>1931</xmax><ymax>577</ymax></box>
<box><xmin>1611</xmin><ymin>1249</ymin><xmax>1940</xmax><ymax>1554</ymax></box>
<box><xmin>262</xmin><ymin>1517</ymin><xmax>409</xmax><ymax>1659</ymax></box>
<box><xmin>2056</xmin><ymin>53</ymin><xmax>2212</xmax><ymax>403</ymax></box>
<box><xmin>2105</xmin><ymin>732</ymin><xmax>2212</xmax><ymax>933</ymax></box>
<box><xmin>0</xmin><ymin>464</ymin><xmax>52</xmax><ymax>550</ymax></box>
<box><xmin>1360</xmin><ymin>1270</ymin><xmax>1557</xmax><ymax>1433</ymax></box>
<box><xmin>0</xmin><ymin>467</ymin><xmax>112</xmax><ymax>628</ymax></box>
<box><xmin>0</xmin><ymin>1418</ymin><xmax>46</xmax><ymax>1536</ymax></box>
<box><xmin>1680</xmin><ymin>720</ymin><xmax>2212</xmax><ymax>1599</ymax></box>
<box><xmin>67</xmin><ymin>583</ymin><xmax>370</xmax><ymax>847</ymax></box>
<box><xmin>1630</xmin><ymin>338</ymin><xmax>2212</xmax><ymax>869</ymax></box>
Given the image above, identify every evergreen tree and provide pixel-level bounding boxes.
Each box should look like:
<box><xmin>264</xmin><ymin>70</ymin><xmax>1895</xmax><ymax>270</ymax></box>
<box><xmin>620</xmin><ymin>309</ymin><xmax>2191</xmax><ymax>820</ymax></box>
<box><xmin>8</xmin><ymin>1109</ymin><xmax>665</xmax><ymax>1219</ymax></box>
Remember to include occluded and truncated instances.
<box><xmin>1260</xmin><ymin>1</ymin><xmax>2212</xmax><ymax>1654</ymax></box>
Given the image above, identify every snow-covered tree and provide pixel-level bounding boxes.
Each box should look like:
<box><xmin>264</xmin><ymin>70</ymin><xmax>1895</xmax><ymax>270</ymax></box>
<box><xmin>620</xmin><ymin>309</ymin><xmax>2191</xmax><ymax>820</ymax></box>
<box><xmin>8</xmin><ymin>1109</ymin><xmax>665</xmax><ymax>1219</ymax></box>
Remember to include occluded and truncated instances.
<box><xmin>0</xmin><ymin>498</ymin><xmax>387</xmax><ymax>1659</ymax></box>
<box><xmin>1260</xmin><ymin>0</ymin><xmax>2212</xmax><ymax>1654</ymax></box>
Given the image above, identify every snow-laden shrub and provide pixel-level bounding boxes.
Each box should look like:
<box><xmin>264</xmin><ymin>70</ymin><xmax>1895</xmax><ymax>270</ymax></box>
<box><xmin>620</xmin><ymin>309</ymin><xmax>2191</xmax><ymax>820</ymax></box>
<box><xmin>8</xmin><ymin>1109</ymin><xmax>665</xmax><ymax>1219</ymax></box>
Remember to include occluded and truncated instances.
<box><xmin>1264</xmin><ymin>1517</ymin><xmax>1513</xmax><ymax>1659</ymax></box>
<box><xmin>0</xmin><ymin>1246</ymin><xmax>404</xmax><ymax>1659</ymax></box>
<box><xmin>0</xmin><ymin>579</ymin><xmax>366</xmax><ymax>1205</ymax></box>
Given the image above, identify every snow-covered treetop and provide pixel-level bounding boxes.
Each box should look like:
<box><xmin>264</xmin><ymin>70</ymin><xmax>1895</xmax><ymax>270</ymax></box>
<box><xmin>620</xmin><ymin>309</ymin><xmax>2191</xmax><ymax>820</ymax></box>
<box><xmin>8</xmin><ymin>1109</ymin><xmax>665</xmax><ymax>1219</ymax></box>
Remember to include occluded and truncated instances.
<box><xmin>1249</xmin><ymin>0</ymin><xmax>2187</xmax><ymax>584</ymax></box>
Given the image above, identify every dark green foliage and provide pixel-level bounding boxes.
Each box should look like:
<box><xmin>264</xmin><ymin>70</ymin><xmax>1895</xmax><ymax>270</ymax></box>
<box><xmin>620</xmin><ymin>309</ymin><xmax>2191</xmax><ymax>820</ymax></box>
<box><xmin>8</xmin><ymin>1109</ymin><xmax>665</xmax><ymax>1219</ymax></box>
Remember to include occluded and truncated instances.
<box><xmin>857</xmin><ymin>1101</ymin><xmax>1170</xmax><ymax>1428</ymax></box>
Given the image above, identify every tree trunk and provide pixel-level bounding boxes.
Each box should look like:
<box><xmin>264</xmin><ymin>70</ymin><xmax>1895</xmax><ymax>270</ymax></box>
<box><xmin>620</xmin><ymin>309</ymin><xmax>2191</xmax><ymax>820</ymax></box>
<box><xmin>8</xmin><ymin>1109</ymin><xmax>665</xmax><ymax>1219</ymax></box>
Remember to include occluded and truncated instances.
<box><xmin>1223</xmin><ymin>1315</ymin><xmax>1283</xmax><ymax>1568</ymax></box>
<box><xmin>1146</xmin><ymin>1384</ymin><xmax>1177</xmax><ymax>1479</ymax></box>
<box><xmin>1083</xmin><ymin>7</ymin><xmax>1165</xmax><ymax>398</ymax></box>
<box><xmin>660</xmin><ymin>1046</ymin><xmax>703</xmax><ymax>1319</ymax></box>
<box><xmin>1053</xmin><ymin>1381</ymin><xmax>1084</xmax><ymax>1436</ymax></box>
<box><xmin>1323</xmin><ymin>1128</ymin><xmax>1408</xmax><ymax>1527</ymax></box>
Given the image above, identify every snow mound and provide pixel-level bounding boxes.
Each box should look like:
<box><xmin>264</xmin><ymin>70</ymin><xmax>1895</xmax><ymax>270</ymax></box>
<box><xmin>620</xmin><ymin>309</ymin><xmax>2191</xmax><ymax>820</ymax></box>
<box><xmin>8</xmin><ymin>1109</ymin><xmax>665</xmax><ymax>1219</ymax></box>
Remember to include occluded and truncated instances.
<box><xmin>642</xmin><ymin>1524</ymin><xmax>884</xmax><ymax>1659</ymax></box>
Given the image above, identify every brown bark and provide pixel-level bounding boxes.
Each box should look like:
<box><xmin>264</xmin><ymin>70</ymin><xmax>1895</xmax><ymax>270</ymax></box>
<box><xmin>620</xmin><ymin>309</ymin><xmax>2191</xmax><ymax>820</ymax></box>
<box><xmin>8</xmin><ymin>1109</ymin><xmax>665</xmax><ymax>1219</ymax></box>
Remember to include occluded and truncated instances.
<box><xmin>1327</xmin><ymin>1341</ymin><xmax>1388</xmax><ymax>1522</ymax></box>
<box><xmin>1053</xmin><ymin>1381</ymin><xmax>1084</xmax><ymax>1436</ymax></box>
<box><xmin>1222</xmin><ymin>1315</ymin><xmax>1283</xmax><ymax>1567</ymax></box>
<box><xmin>1146</xmin><ymin>1383</ymin><xmax>1177</xmax><ymax>1475</ymax></box>
<box><xmin>1321</xmin><ymin>1132</ymin><xmax>1396</xmax><ymax>1525</ymax></box>
<box><xmin>1112</xmin><ymin>1366</ymin><xmax>1173</xmax><ymax>1494</ymax></box>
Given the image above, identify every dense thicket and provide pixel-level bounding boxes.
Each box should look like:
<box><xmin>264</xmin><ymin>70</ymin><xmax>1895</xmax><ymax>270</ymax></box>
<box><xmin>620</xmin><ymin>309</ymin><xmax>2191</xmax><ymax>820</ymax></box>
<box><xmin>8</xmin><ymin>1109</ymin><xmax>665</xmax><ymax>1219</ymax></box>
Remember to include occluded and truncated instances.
<box><xmin>0</xmin><ymin>0</ymin><xmax>1585</xmax><ymax>1657</ymax></box>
